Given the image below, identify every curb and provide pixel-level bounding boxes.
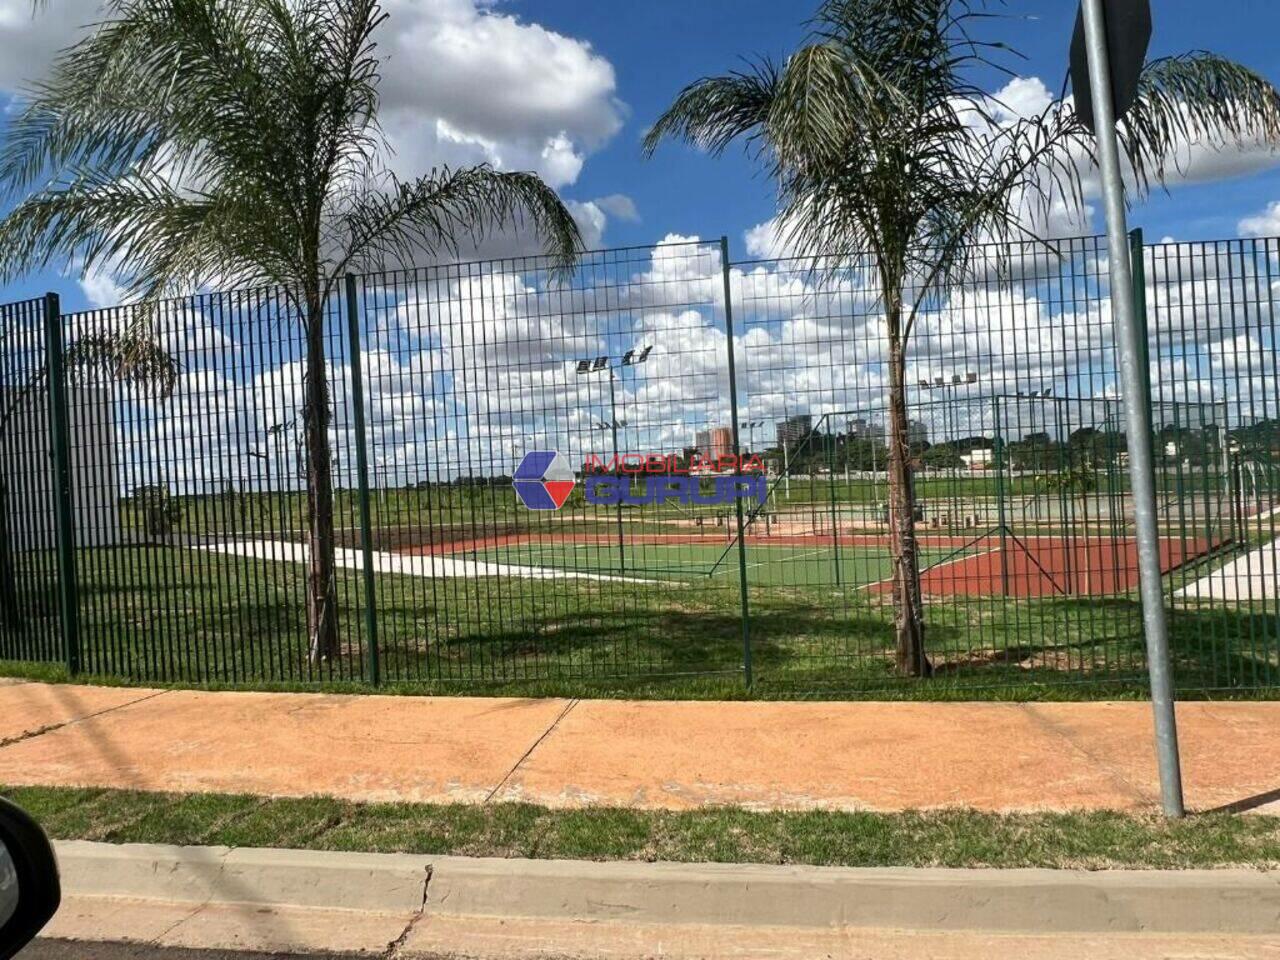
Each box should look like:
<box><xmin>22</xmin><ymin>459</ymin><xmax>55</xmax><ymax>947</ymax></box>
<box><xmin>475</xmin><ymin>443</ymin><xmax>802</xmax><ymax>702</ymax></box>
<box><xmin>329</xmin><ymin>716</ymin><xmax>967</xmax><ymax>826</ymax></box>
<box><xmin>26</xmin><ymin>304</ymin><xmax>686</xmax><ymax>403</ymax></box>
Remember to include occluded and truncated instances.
<box><xmin>53</xmin><ymin>840</ymin><xmax>1280</xmax><ymax>935</ymax></box>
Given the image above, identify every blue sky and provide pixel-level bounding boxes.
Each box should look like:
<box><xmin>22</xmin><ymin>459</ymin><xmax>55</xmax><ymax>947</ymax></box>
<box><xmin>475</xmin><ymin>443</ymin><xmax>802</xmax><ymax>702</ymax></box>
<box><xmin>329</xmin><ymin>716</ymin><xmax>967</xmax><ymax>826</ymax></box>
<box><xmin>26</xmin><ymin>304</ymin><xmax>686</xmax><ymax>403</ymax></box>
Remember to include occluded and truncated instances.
<box><xmin>535</xmin><ymin>0</ymin><xmax>1280</xmax><ymax>250</ymax></box>
<box><xmin>2</xmin><ymin>0</ymin><xmax>1280</xmax><ymax>309</ymax></box>
<box><xmin>2</xmin><ymin>1</ymin><xmax>1277</xmax><ymax>492</ymax></box>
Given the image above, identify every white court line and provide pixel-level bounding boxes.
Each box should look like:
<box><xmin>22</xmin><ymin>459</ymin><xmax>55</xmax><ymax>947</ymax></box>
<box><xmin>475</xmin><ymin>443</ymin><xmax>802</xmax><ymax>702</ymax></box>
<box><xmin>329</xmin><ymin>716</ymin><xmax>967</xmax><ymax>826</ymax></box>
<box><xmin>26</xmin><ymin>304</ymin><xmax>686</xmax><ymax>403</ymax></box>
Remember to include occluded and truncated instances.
<box><xmin>195</xmin><ymin>539</ymin><xmax>654</xmax><ymax>584</ymax></box>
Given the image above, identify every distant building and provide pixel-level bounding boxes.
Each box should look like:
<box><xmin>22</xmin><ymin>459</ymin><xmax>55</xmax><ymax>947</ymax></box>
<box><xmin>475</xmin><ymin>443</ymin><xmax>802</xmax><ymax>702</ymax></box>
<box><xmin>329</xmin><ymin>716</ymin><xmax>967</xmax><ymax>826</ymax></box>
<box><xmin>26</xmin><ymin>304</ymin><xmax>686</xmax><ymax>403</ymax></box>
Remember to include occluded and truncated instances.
<box><xmin>775</xmin><ymin>414</ymin><xmax>813</xmax><ymax>449</ymax></box>
<box><xmin>907</xmin><ymin>420</ymin><xmax>929</xmax><ymax>447</ymax></box>
<box><xmin>846</xmin><ymin>417</ymin><xmax>885</xmax><ymax>442</ymax></box>
<box><xmin>694</xmin><ymin>426</ymin><xmax>734</xmax><ymax>461</ymax></box>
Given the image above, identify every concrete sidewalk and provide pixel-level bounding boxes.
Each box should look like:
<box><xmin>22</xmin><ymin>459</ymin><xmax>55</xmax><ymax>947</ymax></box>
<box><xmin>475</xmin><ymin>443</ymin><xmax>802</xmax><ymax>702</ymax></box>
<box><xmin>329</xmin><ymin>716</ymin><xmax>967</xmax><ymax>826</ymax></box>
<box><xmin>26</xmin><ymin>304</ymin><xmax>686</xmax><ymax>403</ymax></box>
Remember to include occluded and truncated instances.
<box><xmin>1</xmin><ymin>679</ymin><xmax>1278</xmax><ymax>813</ymax></box>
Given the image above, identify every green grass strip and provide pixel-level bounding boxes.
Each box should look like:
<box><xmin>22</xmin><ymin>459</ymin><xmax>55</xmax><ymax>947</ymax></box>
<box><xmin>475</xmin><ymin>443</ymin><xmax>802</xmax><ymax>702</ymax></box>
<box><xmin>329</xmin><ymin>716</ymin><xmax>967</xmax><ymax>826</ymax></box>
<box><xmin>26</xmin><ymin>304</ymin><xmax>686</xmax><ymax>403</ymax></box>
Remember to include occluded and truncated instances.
<box><xmin>8</xmin><ymin>659</ymin><xmax>1280</xmax><ymax>703</ymax></box>
<box><xmin>7</xmin><ymin>784</ymin><xmax>1279</xmax><ymax>870</ymax></box>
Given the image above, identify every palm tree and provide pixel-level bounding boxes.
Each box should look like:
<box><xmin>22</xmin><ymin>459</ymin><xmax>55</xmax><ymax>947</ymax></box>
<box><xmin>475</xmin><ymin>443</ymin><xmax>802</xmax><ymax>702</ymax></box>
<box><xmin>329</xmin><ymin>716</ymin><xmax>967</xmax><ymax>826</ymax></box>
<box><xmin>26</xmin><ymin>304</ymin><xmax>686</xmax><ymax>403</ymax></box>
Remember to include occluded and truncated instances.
<box><xmin>0</xmin><ymin>0</ymin><xmax>581</xmax><ymax>662</ymax></box>
<box><xmin>644</xmin><ymin>0</ymin><xmax>1280</xmax><ymax>676</ymax></box>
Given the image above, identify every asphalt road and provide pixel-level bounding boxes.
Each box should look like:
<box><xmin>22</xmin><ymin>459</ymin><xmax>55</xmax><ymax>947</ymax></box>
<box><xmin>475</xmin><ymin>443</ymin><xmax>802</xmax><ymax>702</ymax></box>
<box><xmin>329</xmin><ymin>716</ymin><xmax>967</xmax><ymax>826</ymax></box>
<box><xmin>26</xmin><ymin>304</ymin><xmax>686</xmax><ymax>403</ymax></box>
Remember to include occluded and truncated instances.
<box><xmin>20</xmin><ymin>941</ymin><xmax>368</xmax><ymax>959</ymax></box>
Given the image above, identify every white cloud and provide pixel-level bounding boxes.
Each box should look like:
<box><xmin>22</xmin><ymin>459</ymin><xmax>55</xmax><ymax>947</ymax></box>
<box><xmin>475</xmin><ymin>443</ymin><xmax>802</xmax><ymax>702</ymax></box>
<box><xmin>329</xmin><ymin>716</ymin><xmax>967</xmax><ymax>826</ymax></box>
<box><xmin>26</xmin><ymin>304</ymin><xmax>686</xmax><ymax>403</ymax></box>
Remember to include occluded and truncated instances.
<box><xmin>0</xmin><ymin>0</ymin><xmax>633</xmax><ymax>289</ymax></box>
<box><xmin>77</xmin><ymin>266</ymin><xmax>128</xmax><ymax>309</ymax></box>
<box><xmin>0</xmin><ymin>0</ymin><xmax>626</xmax><ymax>193</ymax></box>
<box><xmin>592</xmin><ymin>193</ymin><xmax>640</xmax><ymax>223</ymax></box>
<box><xmin>743</xmin><ymin>219</ymin><xmax>794</xmax><ymax>261</ymax></box>
<box><xmin>375</xmin><ymin>0</ymin><xmax>624</xmax><ymax>189</ymax></box>
<box><xmin>0</xmin><ymin>0</ymin><xmax>102</xmax><ymax>93</ymax></box>
<box><xmin>94</xmin><ymin>231</ymin><xmax>1280</xmax><ymax>496</ymax></box>
<box><xmin>1238</xmin><ymin>201</ymin><xmax>1280</xmax><ymax>238</ymax></box>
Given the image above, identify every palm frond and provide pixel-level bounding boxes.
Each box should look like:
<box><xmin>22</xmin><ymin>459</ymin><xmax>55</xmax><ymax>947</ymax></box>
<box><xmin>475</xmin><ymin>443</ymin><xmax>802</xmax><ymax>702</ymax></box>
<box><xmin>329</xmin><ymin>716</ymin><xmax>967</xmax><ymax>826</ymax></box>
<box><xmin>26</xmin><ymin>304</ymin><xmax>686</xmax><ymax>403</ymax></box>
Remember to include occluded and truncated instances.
<box><xmin>65</xmin><ymin>328</ymin><xmax>180</xmax><ymax>398</ymax></box>
<box><xmin>1117</xmin><ymin>52</ymin><xmax>1280</xmax><ymax>195</ymax></box>
<box><xmin>1</xmin><ymin>0</ymin><xmax>577</xmax><ymax>304</ymax></box>
<box><xmin>643</xmin><ymin>62</ymin><xmax>780</xmax><ymax>158</ymax></box>
<box><xmin>337</xmin><ymin>165</ymin><xmax>583</xmax><ymax>280</ymax></box>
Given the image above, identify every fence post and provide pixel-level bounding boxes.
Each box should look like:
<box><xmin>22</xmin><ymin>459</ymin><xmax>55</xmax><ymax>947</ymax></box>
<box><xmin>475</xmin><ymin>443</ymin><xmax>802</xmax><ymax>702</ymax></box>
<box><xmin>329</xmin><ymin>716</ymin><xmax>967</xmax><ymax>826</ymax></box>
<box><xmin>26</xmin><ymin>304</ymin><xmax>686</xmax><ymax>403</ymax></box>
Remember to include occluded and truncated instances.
<box><xmin>344</xmin><ymin>275</ymin><xmax>379</xmax><ymax>686</ymax></box>
<box><xmin>992</xmin><ymin>394</ymin><xmax>1010</xmax><ymax>597</ymax></box>
<box><xmin>719</xmin><ymin>237</ymin><xmax>753</xmax><ymax>688</ymax></box>
<box><xmin>44</xmin><ymin>292</ymin><xmax>81</xmax><ymax>675</ymax></box>
<box><xmin>1130</xmin><ymin>229</ymin><xmax>1154</xmax><ymax>416</ymax></box>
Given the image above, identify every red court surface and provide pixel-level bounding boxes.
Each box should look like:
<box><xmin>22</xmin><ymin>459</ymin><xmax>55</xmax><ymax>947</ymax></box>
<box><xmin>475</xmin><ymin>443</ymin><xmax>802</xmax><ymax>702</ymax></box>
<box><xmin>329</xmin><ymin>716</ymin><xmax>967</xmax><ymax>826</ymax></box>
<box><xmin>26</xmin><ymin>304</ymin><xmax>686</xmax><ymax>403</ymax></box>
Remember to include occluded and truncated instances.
<box><xmin>869</xmin><ymin>534</ymin><xmax>1219</xmax><ymax>598</ymax></box>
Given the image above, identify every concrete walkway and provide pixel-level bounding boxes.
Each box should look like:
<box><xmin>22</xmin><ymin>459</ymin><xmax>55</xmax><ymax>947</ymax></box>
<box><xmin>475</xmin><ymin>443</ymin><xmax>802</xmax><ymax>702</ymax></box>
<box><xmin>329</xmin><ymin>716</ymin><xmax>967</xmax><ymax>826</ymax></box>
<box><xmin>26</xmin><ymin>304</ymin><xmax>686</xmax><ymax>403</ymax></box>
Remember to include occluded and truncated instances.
<box><xmin>1178</xmin><ymin>539</ymin><xmax>1280</xmax><ymax>601</ymax></box>
<box><xmin>197</xmin><ymin>538</ymin><xmax>651</xmax><ymax>583</ymax></box>
<box><xmin>1</xmin><ymin>681</ymin><xmax>1278</xmax><ymax>814</ymax></box>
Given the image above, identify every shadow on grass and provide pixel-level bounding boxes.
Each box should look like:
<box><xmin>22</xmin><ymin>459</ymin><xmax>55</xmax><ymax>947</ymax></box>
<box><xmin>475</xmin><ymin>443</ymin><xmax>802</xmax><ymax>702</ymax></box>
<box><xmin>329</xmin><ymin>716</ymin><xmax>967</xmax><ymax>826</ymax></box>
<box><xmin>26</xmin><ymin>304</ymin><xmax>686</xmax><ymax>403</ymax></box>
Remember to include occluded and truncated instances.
<box><xmin>5</xmin><ymin>545</ymin><xmax>1280</xmax><ymax>696</ymax></box>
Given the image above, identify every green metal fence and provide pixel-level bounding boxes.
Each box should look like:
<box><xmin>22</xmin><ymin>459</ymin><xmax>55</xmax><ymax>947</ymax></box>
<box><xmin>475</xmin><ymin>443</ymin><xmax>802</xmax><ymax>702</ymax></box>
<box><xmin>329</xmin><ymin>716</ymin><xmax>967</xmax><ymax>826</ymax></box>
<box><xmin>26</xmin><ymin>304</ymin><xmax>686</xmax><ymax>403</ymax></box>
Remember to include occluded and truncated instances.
<box><xmin>1</xmin><ymin>232</ymin><xmax>1277</xmax><ymax>693</ymax></box>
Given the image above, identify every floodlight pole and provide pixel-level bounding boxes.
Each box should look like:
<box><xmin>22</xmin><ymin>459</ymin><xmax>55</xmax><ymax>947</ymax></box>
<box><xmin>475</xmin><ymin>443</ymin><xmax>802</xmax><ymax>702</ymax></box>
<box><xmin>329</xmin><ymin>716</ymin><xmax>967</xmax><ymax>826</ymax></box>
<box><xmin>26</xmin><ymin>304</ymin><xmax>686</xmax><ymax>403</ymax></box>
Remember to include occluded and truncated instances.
<box><xmin>578</xmin><ymin>351</ymin><xmax>645</xmax><ymax>575</ymax></box>
<box><xmin>781</xmin><ymin>401</ymin><xmax>793</xmax><ymax>499</ymax></box>
<box><xmin>1081</xmin><ymin>0</ymin><xmax>1184</xmax><ymax>817</ymax></box>
<box><xmin>608</xmin><ymin>369</ymin><xmax>625</xmax><ymax>574</ymax></box>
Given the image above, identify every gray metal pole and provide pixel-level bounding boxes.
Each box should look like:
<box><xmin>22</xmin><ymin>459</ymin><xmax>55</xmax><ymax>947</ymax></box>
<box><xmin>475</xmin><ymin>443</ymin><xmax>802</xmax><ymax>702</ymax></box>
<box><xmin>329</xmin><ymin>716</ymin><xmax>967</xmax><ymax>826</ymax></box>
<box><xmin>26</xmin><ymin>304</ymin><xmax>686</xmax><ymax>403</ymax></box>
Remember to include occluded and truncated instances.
<box><xmin>345</xmin><ymin>275</ymin><xmax>380</xmax><ymax>686</ymax></box>
<box><xmin>720</xmin><ymin>236</ymin><xmax>753</xmax><ymax>687</ymax></box>
<box><xmin>1080</xmin><ymin>0</ymin><xmax>1184</xmax><ymax>817</ymax></box>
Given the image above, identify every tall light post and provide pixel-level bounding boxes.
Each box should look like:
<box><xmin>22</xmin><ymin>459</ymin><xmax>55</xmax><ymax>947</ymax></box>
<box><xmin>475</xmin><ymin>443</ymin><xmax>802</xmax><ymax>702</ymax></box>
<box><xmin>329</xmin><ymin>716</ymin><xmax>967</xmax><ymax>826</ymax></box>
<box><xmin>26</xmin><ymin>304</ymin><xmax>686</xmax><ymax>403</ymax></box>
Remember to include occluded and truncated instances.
<box><xmin>267</xmin><ymin>419</ymin><xmax>294</xmax><ymax>534</ymax></box>
<box><xmin>1014</xmin><ymin>387</ymin><xmax>1056</xmax><ymax>522</ymax></box>
<box><xmin>779</xmin><ymin>401</ymin><xmax>798</xmax><ymax>500</ymax></box>
<box><xmin>246</xmin><ymin>447</ymin><xmax>272</xmax><ymax>532</ymax></box>
<box><xmin>919</xmin><ymin>371</ymin><xmax>978</xmax><ymax>459</ymax></box>
<box><xmin>1015</xmin><ymin>387</ymin><xmax>1055</xmax><ymax>465</ymax></box>
<box><xmin>575</xmin><ymin>345</ymin><xmax>652</xmax><ymax>574</ymax></box>
<box><xmin>841</xmin><ymin>412</ymin><xmax>886</xmax><ymax>505</ymax></box>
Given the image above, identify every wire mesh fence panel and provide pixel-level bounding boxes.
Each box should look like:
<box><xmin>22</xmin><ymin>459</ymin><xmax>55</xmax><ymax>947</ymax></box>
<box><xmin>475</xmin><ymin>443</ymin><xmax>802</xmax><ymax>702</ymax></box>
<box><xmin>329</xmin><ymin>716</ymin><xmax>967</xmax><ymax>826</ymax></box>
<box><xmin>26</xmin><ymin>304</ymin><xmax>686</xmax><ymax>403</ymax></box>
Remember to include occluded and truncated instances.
<box><xmin>352</xmin><ymin>241</ymin><xmax>750</xmax><ymax>684</ymax></box>
<box><xmin>0</xmin><ymin>295</ymin><xmax>63</xmax><ymax>665</ymax></box>
<box><xmin>730</xmin><ymin>236</ymin><xmax>1179</xmax><ymax>689</ymax></box>
<box><xmin>2</xmin><ymin>231</ymin><xmax>1279</xmax><ymax>693</ymax></box>
<box><xmin>57</xmin><ymin>287</ymin><xmax>369</xmax><ymax>683</ymax></box>
<box><xmin>1146</xmin><ymin>237</ymin><xmax>1280</xmax><ymax>690</ymax></box>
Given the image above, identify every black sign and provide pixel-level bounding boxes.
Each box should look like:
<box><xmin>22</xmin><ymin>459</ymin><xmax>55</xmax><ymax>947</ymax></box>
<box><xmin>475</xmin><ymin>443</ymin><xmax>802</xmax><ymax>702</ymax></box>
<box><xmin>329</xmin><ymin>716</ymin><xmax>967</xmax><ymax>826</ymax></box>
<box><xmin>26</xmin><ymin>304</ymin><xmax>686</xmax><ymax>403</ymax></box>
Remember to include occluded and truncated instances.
<box><xmin>1070</xmin><ymin>0</ymin><xmax>1152</xmax><ymax>134</ymax></box>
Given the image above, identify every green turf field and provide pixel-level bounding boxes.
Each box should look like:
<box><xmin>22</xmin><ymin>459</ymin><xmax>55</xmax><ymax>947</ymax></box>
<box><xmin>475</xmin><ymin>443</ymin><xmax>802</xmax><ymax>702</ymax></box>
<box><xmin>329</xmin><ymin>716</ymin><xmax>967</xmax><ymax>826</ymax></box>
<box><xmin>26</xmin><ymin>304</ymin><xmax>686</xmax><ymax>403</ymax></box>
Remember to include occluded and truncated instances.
<box><xmin>464</xmin><ymin>540</ymin><xmax>974</xmax><ymax>586</ymax></box>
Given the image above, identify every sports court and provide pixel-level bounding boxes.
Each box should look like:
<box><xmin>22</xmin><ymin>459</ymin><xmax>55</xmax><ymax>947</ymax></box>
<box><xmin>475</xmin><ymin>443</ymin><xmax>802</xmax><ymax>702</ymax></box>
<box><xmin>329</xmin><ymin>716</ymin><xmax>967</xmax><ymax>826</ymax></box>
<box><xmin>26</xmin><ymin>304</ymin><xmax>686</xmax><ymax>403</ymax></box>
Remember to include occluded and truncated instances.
<box><xmin>441</xmin><ymin>536</ymin><xmax>972</xmax><ymax>587</ymax></box>
<box><xmin>867</xmin><ymin>533</ymin><xmax>1220</xmax><ymax>598</ymax></box>
<box><xmin>395</xmin><ymin>526</ymin><xmax>1225</xmax><ymax>596</ymax></box>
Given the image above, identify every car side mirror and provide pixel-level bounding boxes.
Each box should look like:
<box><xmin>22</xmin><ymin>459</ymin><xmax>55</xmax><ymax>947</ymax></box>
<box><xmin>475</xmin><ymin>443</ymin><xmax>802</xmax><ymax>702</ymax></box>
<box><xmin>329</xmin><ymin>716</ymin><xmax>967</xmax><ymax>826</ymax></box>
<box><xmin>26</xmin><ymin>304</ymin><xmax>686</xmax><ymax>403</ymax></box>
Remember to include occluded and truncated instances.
<box><xmin>0</xmin><ymin>797</ymin><xmax>61</xmax><ymax>960</ymax></box>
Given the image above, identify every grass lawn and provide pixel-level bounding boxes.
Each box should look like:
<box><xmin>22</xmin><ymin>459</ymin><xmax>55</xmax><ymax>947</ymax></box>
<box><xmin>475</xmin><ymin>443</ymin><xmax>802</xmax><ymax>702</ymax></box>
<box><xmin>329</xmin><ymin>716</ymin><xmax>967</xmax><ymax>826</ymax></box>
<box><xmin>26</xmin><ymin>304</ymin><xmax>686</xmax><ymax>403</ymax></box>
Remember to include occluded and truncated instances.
<box><xmin>2</xmin><ymin>539</ymin><xmax>1278</xmax><ymax>698</ymax></box>
<box><xmin>5</xmin><ymin>783</ymin><xmax>1278</xmax><ymax>870</ymax></box>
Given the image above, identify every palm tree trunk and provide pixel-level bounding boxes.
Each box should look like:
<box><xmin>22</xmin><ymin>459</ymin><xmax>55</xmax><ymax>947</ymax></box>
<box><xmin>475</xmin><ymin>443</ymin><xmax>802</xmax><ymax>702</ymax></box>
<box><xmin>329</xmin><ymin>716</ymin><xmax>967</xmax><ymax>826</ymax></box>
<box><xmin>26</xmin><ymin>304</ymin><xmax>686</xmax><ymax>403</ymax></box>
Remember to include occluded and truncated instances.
<box><xmin>1080</xmin><ymin>491</ymin><xmax>1091</xmax><ymax>596</ymax></box>
<box><xmin>886</xmin><ymin>323</ymin><xmax>930</xmax><ymax>677</ymax></box>
<box><xmin>303</xmin><ymin>295</ymin><xmax>339</xmax><ymax>663</ymax></box>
